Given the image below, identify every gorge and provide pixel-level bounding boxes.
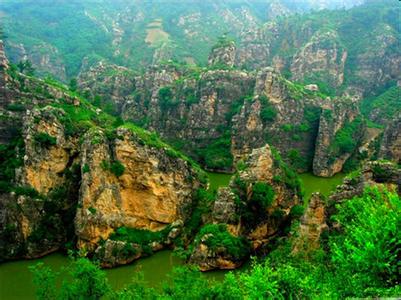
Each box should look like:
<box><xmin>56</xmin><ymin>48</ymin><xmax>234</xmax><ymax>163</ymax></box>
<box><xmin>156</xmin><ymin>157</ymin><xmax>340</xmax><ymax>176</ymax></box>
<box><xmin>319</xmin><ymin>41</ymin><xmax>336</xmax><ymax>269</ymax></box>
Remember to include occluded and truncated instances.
<box><xmin>0</xmin><ymin>0</ymin><xmax>400</xmax><ymax>299</ymax></box>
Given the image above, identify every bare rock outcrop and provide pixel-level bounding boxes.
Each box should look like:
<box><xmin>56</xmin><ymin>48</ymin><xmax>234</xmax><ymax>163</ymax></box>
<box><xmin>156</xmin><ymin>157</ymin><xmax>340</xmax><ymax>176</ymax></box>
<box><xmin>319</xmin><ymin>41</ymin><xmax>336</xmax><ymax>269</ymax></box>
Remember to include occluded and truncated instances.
<box><xmin>292</xmin><ymin>193</ymin><xmax>327</xmax><ymax>254</ymax></box>
<box><xmin>189</xmin><ymin>144</ymin><xmax>302</xmax><ymax>271</ymax></box>
<box><xmin>291</xmin><ymin>30</ymin><xmax>347</xmax><ymax>87</ymax></box>
<box><xmin>379</xmin><ymin>114</ymin><xmax>401</xmax><ymax>164</ymax></box>
<box><xmin>313</xmin><ymin>97</ymin><xmax>364</xmax><ymax>177</ymax></box>
<box><xmin>76</xmin><ymin>127</ymin><xmax>202</xmax><ymax>252</ymax></box>
<box><xmin>208</xmin><ymin>40</ymin><xmax>236</xmax><ymax>68</ymax></box>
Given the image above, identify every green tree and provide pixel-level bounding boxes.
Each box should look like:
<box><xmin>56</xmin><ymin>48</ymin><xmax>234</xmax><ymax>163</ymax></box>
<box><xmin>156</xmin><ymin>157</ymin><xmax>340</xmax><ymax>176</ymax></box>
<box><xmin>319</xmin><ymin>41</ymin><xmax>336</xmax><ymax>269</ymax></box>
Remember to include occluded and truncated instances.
<box><xmin>330</xmin><ymin>187</ymin><xmax>401</xmax><ymax>297</ymax></box>
<box><xmin>30</xmin><ymin>257</ymin><xmax>111</xmax><ymax>300</ymax></box>
<box><xmin>17</xmin><ymin>60</ymin><xmax>35</xmax><ymax>76</ymax></box>
<box><xmin>29</xmin><ymin>262</ymin><xmax>57</xmax><ymax>300</ymax></box>
<box><xmin>69</xmin><ymin>78</ymin><xmax>78</xmax><ymax>92</ymax></box>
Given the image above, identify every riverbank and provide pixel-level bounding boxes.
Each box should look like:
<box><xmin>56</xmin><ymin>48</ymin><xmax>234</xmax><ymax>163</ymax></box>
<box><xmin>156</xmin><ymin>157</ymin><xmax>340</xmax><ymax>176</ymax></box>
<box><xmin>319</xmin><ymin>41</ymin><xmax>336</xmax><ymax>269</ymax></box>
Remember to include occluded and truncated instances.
<box><xmin>0</xmin><ymin>172</ymin><xmax>345</xmax><ymax>299</ymax></box>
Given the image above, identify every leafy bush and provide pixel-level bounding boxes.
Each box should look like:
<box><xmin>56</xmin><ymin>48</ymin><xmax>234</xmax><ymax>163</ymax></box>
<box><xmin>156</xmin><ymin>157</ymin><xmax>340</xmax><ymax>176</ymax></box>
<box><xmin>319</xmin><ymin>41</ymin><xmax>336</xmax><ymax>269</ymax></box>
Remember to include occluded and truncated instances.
<box><xmin>330</xmin><ymin>187</ymin><xmax>401</xmax><ymax>294</ymax></box>
<box><xmin>290</xmin><ymin>205</ymin><xmax>305</xmax><ymax>219</ymax></box>
<box><xmin>259</xmin><ymin>95</ymin><xmax>277</xmax><ymax>123</ymax></box>
<box><xmin>250</xmin><ymin>182</ymin><xmax>275</xmax><ymax>210</ymax></box>
<box><xmin>158</xmin><ymin>86</ymin><xmax>177</xmax><ymax>110</ymax></box>
<box><xmin>332</xmin><ymin>117</ymin><xmax>364</xmax><ymax>155</ymax></box>
<box><xmin>197</xmin><ymin>133</ymin><xmax>233</xmax><ymax>171</ymax></box>
<box><xmin>6</xmin><ymin>103</ymin><xmax>26</xmax><ymax>112</ymax></box>
<box><xmin>14</xmin><ymin>186</ymin><xmax>43</xmax><ymax>199</ymax></box>
<box><xmin>110</xmin><ymin>226</ymin><xmax>170</xmax><ymax>247</ymax></box>
<box><xmin>101</xmin><ymin>160</ymin><xmax>125</xmax><ymax>177</ymax></box>
<box><xmin>34</xmin><ymin>132</ymin><xmax>57</xmax><ymax>147</ymax></box>
<box><xmin>185</xmin><ymin>188</ymin><xmax>215</xmax><ymax>236</ymax></box>
<box><xmin>0</xmin><ymin>138</ymin><xmax>24</xmax><ymax>190</ymax></box>
<box><xmin>196</xmin><ymin>224</ymin><xmax>250</xmax><ymax>260</ymax></box>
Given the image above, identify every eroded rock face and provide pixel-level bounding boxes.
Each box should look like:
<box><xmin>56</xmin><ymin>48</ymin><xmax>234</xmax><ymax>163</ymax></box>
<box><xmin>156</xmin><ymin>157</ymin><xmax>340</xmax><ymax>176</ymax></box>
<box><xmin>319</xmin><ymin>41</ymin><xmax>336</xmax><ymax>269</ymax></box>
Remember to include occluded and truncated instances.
<box><xmin>313</xmin><ymin>97</ymin><xmax>364</xmax><ymax>177</ymax></box>
<box><xmin>78</xmin><ymin>61</ymin><xmax>136</xmax><ymax>114</ymax></box>
<box><xmin>6</xmin><ymin>41</ymin><xmax>67</xmax><ymax>81</ymax></box>
<box><xmin>0</xmin><ymin>106</ymin><xmax>203</xmax><ymax>263</ymax></box>
<box><xmin>0</xmin><ymin>39</ymin><xmax>10</xmax><ymax>112</ymax></box>
<box><xmin>330</xmin><ymin>161</ymin><xmax>401</xmax><ymax>204</ymax></box>
<box><xmin>0</xmin><ymin>107</ymin><xmax>79</xmax><ymax>260</ymax></box>
<box><xmin>232</xmin><ymin>68</ymin><xmax>325</xmax><ymax>172</ymax></box>
<box><xmin>353</xmin><ymin>25</ymin><xmax>401</xmax><ymax>93</ymax></box>
<box><xmin>379</xmin><ymin>115</ymin><xmax>401</xmax><ymax>164</ymax></box>
<box><xmin>189</xmin><ymin>144</ymin><xmax>301</xmax><ymax>271</ymax></box>
<box><xmin>121</xmin><ymin>67</ymin><xmax>255</xmax><ymax>172</ymax></box>
<box><xmin>208</xmin><ymin>41</ymin><xmax>236</xmax><ymax>68</ymax></box>
<box><xmin>291</xmin><ymin>31</ymin><xmax>347</xmax><ymax>87</ymax></box>
<box><xmin>292</xmin><ymin>193</ymin><xmax>327</xmax><ymax>254</ymax></box>
<box><xmin>76</xmin><ymin>127</ymin><xmax>202</xmax><ymax>251</ymax></box>
<box><xmin>80</xmin><ymin>61</ymin><xmax>368</xmax><ymax>176</ymax></box>
<box><xmin>19</xmin><ymin>107</ymin><xmax>78</xmax><ymax>194</ymax></box>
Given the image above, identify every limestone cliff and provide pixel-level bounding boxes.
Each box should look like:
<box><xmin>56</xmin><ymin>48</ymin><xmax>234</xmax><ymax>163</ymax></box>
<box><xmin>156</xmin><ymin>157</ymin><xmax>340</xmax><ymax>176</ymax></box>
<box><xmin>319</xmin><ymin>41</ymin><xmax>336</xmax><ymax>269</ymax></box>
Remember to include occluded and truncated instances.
<box><xmin>313</xmin><ymin>97</ymin><xmax>364</xmax><ymax>177</ymax></box>
<box><xmin>379</xmin><ymin>115</ymin><xmax>401</xmax><ymax>164</ymax></box>
<box><xmin>78</xmin><ymin>61</ymin><xmax>136</xmax><ymax>114</ymax></box>
<box><xmin>208</xmin><ymin>39</ymin><xmax>236</xmax><ymax>68</ymax></box>
<box><xmin>292</xmin><ymin>193</ymin><xmax>327</xmax><ymax>255</ymax></box>
<box><xmin>0</xmin><ymin>52</ymin><xmax>205</xmax><ymax>263</ymax></box>
<box><xmin>330</xmin><ymin>161</ymin><xmax>401</xmax><ymax>204</ymax></box>
<box><xmin>290</xmin><ymin>30</ymin><xmax>347</xmax><ymax>87</ymax></box>
<box><xmin>76</xmin><ymin>127</ymin><xmax>202</xmax><ymax>252</ymax></box>
<box><xmin>6</xmin><ymin>41</ymin><xmax>67</xmax><ymax>81</ymax></box>
<box><xmin>189</xmin><ymin>144</ymin><xmax>302</xmax><ymax>270</ymax></box>
<box><xmin>79</xmin><ymin>60</ymin><xmax>368</xmax><ymax>176</ymax></box>
<box><xmin>1</xmin><ymin>106</ymin><xmax>79</xmax><ymax>260</ymax></box>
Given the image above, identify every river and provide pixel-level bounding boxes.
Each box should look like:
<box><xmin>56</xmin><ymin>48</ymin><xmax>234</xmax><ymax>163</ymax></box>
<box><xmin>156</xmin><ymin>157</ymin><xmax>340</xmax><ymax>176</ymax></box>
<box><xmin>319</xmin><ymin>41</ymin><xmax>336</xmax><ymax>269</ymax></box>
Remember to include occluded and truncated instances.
<box><xmin>0</xmin><ymin>171</ymin><xmax>345</xmax><ymax>299</ymax></box>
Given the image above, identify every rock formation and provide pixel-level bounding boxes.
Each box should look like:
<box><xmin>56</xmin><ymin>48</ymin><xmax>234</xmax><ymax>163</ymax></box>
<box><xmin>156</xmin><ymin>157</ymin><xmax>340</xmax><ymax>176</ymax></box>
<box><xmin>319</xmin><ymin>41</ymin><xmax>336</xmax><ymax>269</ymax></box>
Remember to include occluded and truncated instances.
<box><xmin>208</xmin><ymin>40</ymin><xmax>236</xmax><ymax>68</ymax></box>
<box><xmin>313</xmin><ymin>97</ymin><xmax>364</xmax><ymax>177</ymax></box>
<box><xmin>189</xmin><ymin>144</ymin><xmax>302</xmax><ymax>270</ymax></box>
<box><xmin>0</xmin><ymin>49</ymin><xmax>205</xmax><ymax>263</ymax></box>
<box><xmin>292</xmin><ymin>193</ymin><xmax>327</xmax><ymax>254</ymax></box>
<box><xmin>379</xmin><ymin>115</ymin><xmax>401</xmax><ymax>164</ymax></box>
<box><xmin>291</xmin><ymin>30</ymin><xmax>347</xmax><ymax>87</ymax></box>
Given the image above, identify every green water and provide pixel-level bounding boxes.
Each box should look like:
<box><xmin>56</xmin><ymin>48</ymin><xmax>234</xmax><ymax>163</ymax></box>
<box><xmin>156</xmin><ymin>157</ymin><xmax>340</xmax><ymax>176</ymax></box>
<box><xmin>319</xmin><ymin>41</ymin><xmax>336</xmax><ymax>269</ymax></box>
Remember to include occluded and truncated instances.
<box><xmin>207</xmin><ymin>171</ymin><xmax>232</xmax><ymax>192</ymax></box>
<box><xmin>0</xmin><ymin>172</ymin><xmax>234</xmax><ymax>300</ymax></box>
<box><xmin>0</xmin><ymin>172</ymin><xmax>344</xmax><ymax>299</ymax></box>
<box><xmin>0</xmin><ymin>250</ymin><xmax>232</xmax><ymax>300</ymax></box>
<box><xmin>300</xmin><ymin>172</ymin><xmax>346</xmax><ymax>200</ymax></box>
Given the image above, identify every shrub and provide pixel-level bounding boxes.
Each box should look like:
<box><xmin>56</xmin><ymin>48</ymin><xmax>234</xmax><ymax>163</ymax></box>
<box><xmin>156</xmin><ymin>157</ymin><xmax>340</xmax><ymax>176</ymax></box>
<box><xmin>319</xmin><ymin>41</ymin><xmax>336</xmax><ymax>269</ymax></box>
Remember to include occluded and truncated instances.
<box><xmin>110</xmin><ymin>226</ymin><xmax>170</xmax><ymax>247</ymax></box>
<box><xmin>259</xmin><ymin>95</ymin><xmax>277</xmax><ymax>123</ymax></box>
<box><xmin>6</xmin><ymin>103</ymin><xmax>26</xmax><ymax>112</ymax></box>
<box><xmin>290</xmin><ymin>205</ymin><xmax>305</xmax><ymax>219</ymax></box>
<box><xmin>158</xmin><ymin>86</ymin><xmax>177</xmax><ymax>110</ymax></box>
<box><xmin>251</xmin><ymin>182</ymin><xmax>275</xmax><ymax>210</ymax></box>
<box><xmin>197</xmin><ymin>134</ymin><xmax>233</xmax><ymax>171</ymax></box>
<box><xmin>196</xmin><ymin>224</ymin><xmax>250</xmax><ymax>259</ymax></box>
<box><xmin>14</xmin><ymin>186</ymin><xmax>43</xmax><ymax>199</ymax></box>
<box><xmin>34</xmin><ymin>132</ymin><xmax>57</xmax><ymax>147</ymax></box>
<box><xmin>330</xmin><ymin>187</ymin><xmax>401</xmax><ymax>295</ymax></box>
<box><xmin>101</xmin><ymin>160</ymin><xmax>125</xmax><ymax>177</ymax></box>
<box><xmin>332</xmin><ymin>117</ymin><xmax>364</xmax><ymax>155</ymax></box>
<box><xmin>82</xmin><ymin>164</ymin><xmax>90</xmax><ymax>173</ymax></box>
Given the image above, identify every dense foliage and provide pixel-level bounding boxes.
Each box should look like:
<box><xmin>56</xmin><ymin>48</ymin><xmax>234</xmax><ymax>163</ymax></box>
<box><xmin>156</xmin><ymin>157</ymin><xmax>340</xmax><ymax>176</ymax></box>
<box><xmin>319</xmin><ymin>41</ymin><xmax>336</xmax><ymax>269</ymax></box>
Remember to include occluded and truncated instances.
<box><xmin>195</xmin><ymin>224</ymin><xmax>250</xmax><ymax>260</ymax></box>
<box><xmin>31</xmin><ymin>187</ymin><xmax>401</xmax><ymax>299</ymax></box>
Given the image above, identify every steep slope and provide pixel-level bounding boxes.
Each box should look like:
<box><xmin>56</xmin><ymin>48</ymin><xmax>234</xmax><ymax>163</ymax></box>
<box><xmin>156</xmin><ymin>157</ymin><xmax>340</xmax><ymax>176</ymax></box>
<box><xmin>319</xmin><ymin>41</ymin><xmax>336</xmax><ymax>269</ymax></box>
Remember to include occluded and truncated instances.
<box><xmin>0</xmin><ymin>42</ymin><xmax>205</xmax><ymax>263</ymax></box>
<box><xmin>1</xmin><ymin>0</ymin><xmax>369</xmax><ymax>80</ymax></box>
<box><xmin>79</xmin><ymin>48</ymin><xmax>367</xmax><ymax>176</ymax></box>
<box><xmin>189</xmin><ymin>144</ymin><xmax>303</xmax><ymax>270</ymax></box>
<box><xmin>236</xmin><ymin>0</ymin><xmax>400</xmax><ymax>95</ymax></box>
